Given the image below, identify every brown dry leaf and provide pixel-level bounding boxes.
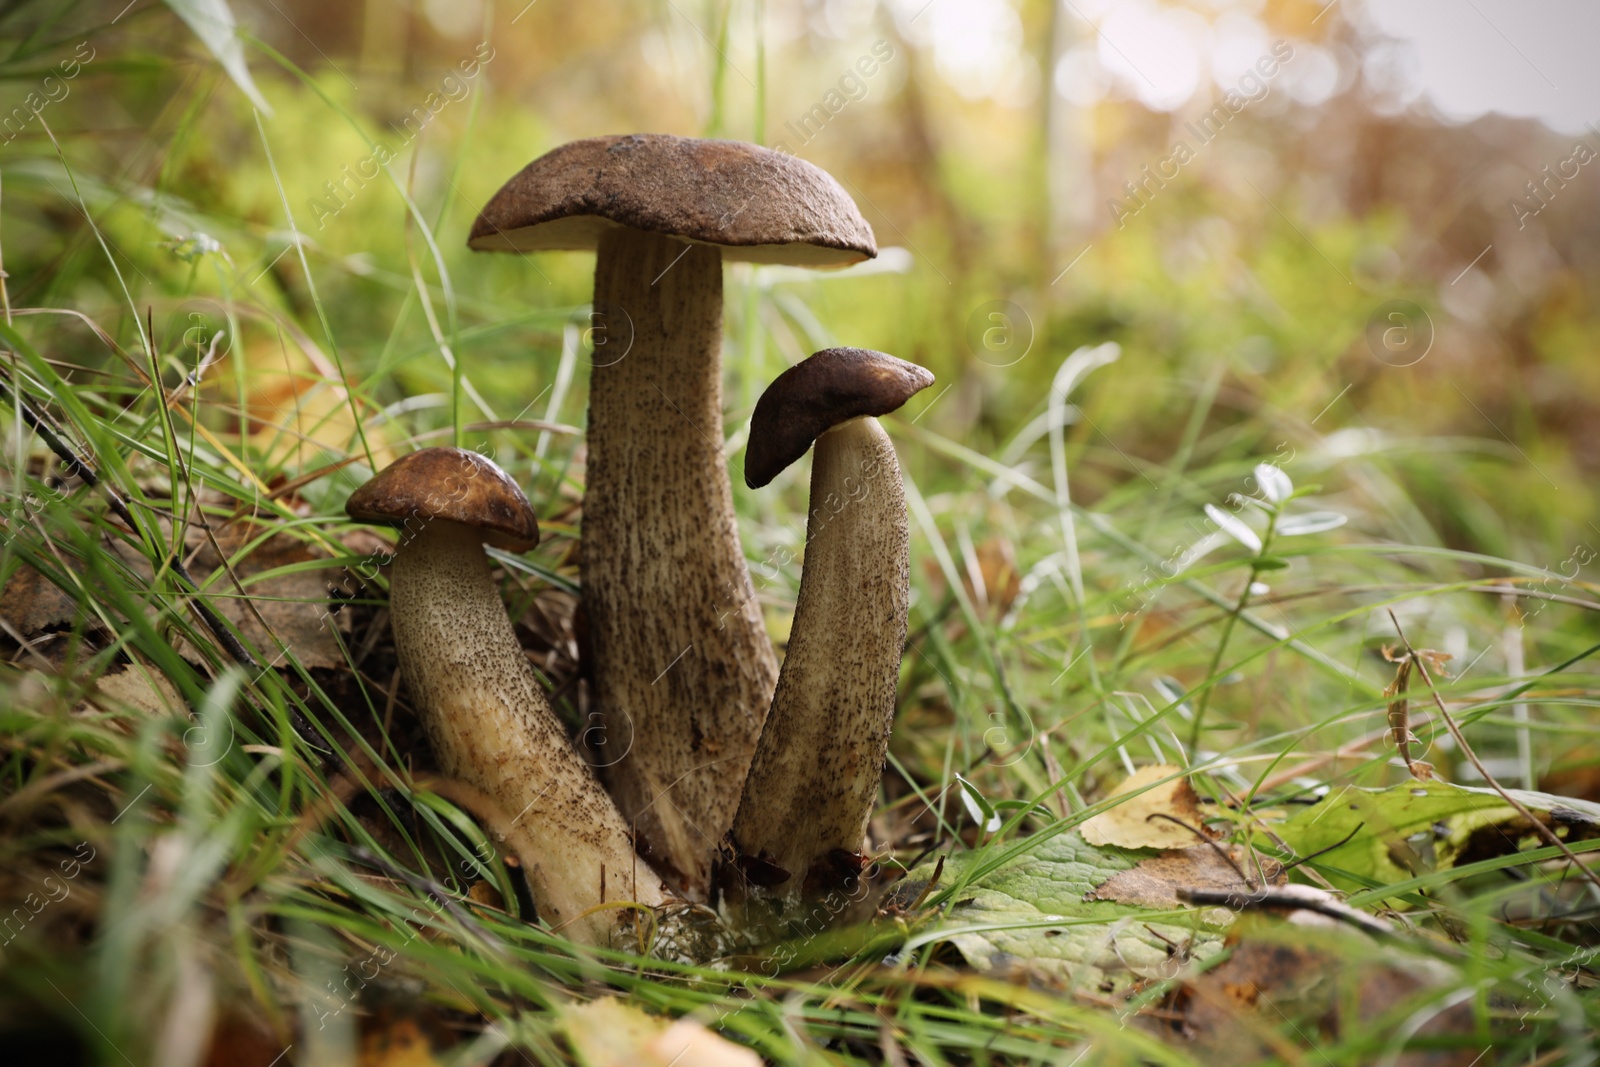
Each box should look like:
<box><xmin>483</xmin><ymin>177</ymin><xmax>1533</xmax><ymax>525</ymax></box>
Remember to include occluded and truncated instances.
<box><xmin>3</xmin><ymin>522</ymin><xmax>345</xmax><ymax>670</ymax></box>
<box><xmin>202</xmin><ymin>1012</ymin><xmax>287</xmax><ymax>1067</ymax></box>
<box><xmin>0</xmin><ymin>561</ymin><xmax>81</xmax><ymax>633</ymax></box>
<box><xmin>1381</xmin><ymin>645</ymin><xmax>1452</xmax><ymax>781</ymax></box>
<box><xmin>4</xmin><ymin>507</ymin><xmax>178</xmax><ymax>644</ymax></box>
<box><xmin>1080</xmin><ymin>764</ymin><xmax>1204</xmax><ymax>850</ymax></box>
<box><xmin>563</xmin><ymin>997</ymin><xmax>759</xmax><ymax>1067</ymax></box>
<box><xmin>91</xmin><ymin>667</ymin><xmax>185</xmax><ymax>715</ymax></box>
<box><xmin>1089</xmin><ymin>845</ymin><xmax>1283</xmax><ymax>909</ymax></box>
<box><xmin>1180</xmin><ymin>920</ymin><xmax>1481</xmax><ymax>1065</ymax></box>
<box><xmin>181</xmin><ymin>525</ymin><xmax>346</xmax><ymax>669</ymax></box>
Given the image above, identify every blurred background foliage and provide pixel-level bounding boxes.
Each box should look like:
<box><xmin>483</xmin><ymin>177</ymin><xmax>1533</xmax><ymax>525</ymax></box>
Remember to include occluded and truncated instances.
<box><xmin>4</xmin><ymin>0</ymin><xmax>1596</xmax><ymax>546</ymax></box>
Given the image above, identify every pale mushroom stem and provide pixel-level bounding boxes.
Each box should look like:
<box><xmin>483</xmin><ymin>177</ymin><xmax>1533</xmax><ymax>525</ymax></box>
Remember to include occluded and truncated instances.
<box><xmin>389</xmin><ymin>520</ymin><xmax>667</xmax><ymax>944</ymax></box>
<box><xmin>730</xmin><ymin>415</ymin><xmax>908</xmax><ymax>897</ymax></box>
<box><xmin>586</xmin><ymin>227</ymin><xmax>779</xmax><ymax>891</ymax></box>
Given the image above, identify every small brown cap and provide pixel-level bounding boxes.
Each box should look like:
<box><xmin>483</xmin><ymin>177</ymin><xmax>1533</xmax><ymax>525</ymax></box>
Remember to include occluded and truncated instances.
<box><xmin>745</xmin><ymin>348</ymin><xmax>933</xmax><ymax>488</ymax></box>
<box><xmin>346</xmin><ymin>447</ymin><xmax>541</xmax><ymax>553</ymax></box>
<box><xmin>467</xmin><ymin>134</ymin><xmax>876</xmax><ymax>267</ymax></box>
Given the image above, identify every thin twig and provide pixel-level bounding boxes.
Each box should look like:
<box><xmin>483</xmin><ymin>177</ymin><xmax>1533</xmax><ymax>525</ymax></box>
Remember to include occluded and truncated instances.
<box><xmin>1277</xmin><ymin>820</ymin><xmax>1365</xmax><ymax>873</ymax></box>
<box><xmin>1177</xmin><ymin>883</ymin><xmax>1396</xmax><ymax>938</ymax></box>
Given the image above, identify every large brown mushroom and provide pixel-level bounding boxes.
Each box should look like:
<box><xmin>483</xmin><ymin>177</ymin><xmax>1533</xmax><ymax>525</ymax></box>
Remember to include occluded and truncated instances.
<box><xmin>345</xmin><ymin>447</ymin><xmax>668</xmax><ymax>944</ymax></box>
<box><xmin>469</xmin><ymin>134</ymin><xmax>877</xmax><ymax>890</ymax></box>
<box><xmin>729</xmin><ymin>348</ymin><xmax>933</xmax><ymax>904</ymax></box>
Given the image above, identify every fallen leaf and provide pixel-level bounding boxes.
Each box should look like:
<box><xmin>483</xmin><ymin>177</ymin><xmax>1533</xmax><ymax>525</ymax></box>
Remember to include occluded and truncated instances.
<box><xmin>895</xmin><ymin>831</ymin><xmax>1230</xmax><ymax>991</ymax></box>
<box><xmin>91</xmin><ymin>667</ymin><xmax>185</xmax><ymax>715</ymax></box>
<box><xmin>1275</xmin><ymin>780</ymin><xmax>1600</xmax><ymax>902</ymax></box>
<box><xmin>1081</xmin><ymin>765</ymin><xmax>1205</xmax><ymax>850</ymax></box>
<box><xmin>650</xmin><ymin>1018</ymin><xmax>763</xmax><ymax>1067</ymax></box>
<box><xmin>212</xmin><ymin>335</ymin><xmax>396</xmax><ymax>471</ymax></box>
<box><xmin>180</xmin><ymin>525</ymin><xmax>348</xmax><ymax>669</ymax></box>
<box><xmin>563</xmin><ymin>997</ymin><xmax>759</xmax><ymax>1067</ymax></box>
<box><xmin>465</xmin><ymin>880</ymin><xmax>503</xmax><ymax>910</ymax></box>
<box><xmin>0</xmin><ymin>561</ymin><xmax>81</xmax><ymax>633</ymax></box>
<box><xmin>3</xmin><ymin>522</ymin><xmax>347</xmax><ymax>669</ymax></box>
<box><xmin>1090</xmin><ymin>845</ymin><xmax>1283</xmax><ymax>910</ymax></box>
<box><xmin>1381</xmin><ymin>644</ymin><xmax>1451</xmax><ymax>780</ymax></box>
<box><xmin>1180</xmin><ymin>918</ymin><xmax>1483</xmax><ymax>1065</ymax></box>
<box><xmin>203</xmin><ymin>1012</ymin><xmax>286</xmax><ymax>1067</ymax></box>
<box><xmin>358</xmin><ymin>1011</ymin><xmax>447</xmax><ymax>1067</ymax></box>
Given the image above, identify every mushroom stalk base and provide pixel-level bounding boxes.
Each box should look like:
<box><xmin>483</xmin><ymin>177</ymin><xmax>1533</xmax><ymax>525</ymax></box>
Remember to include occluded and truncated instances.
<box><xmin>389</xmin><ymin>521</ymin><xmax>666</xmax><ymax>944</ymax></box>
<box><xmin>586</xmin><ymin>227</ymin><xmax>778</xmax><ymax>891</ymax></box>
<box><xmin>729</xmin><ymin>416</ymin><xmax>908</xmax><ymax>904</ymax></box>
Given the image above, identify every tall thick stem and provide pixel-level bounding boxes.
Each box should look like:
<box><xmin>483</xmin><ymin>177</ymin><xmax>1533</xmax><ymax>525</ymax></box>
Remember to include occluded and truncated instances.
<box><xmin>390</xmin><ymin>521</ymin><xmax>666</xmax><ymax>944</ymax></box>
<box><xmin>586</xmin><ymin>228</ymin><xmax>779</xmax><ymax>891</ymax></box>
<box><xmin>730</xmin><ymin>417</ymin><xmax>908</xmax><ymax>898</ymax></box>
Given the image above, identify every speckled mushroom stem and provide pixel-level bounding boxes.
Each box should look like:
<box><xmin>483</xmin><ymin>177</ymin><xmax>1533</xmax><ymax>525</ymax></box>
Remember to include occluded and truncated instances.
<box><xmin>586</xmin><ymin>227</ymin><xmax>779</xmax><ymax>892</ymax></box>
<box><xmin>389</xmin><ymin>520</ymin><xmax>668</xmax><ymax>943</ymax></box>
<box><xmin>729</xmin><ymin>416</ymin><xmax>909</xmax><ymax>901</ymax></box>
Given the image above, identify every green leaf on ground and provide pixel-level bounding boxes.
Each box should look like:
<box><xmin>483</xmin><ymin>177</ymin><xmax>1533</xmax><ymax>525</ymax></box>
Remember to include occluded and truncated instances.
<box><xmin>905</xmin><ymin>830</ymin><xmax>1232</xmax><ymax>991</ymax></box>
<box><xmin>1276</xmin><ymin>780</ymin><xmax>1600</xmax><ymax>897</ymax></box>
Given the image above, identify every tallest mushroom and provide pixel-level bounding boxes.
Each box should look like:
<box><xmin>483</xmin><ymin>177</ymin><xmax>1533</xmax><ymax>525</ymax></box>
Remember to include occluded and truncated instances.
<box><xmin>469</xmin><ymin>135</ymin><xmax>877</xmax><ymax>889</ymax></box>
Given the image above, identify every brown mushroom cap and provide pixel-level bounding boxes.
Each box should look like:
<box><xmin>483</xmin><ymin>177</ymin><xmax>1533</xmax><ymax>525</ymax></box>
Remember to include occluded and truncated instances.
<box><xmin>745</xmin><ymin>347</ymin><xmax>934</xmax><ymax>489</ymax></box>
<box><xmin>467</xmin><ymin>134</ymin><xmax>877</xmax><ymax>267</ymax></box>
<box><xmin>346</xmin><ymin>447</ymin><xmax>541</xmax><ymax>553</ymax></box>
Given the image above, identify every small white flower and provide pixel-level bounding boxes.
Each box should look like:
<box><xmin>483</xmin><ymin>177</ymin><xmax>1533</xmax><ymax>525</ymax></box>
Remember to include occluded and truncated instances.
<box><xmin>1255</xmin><ymin>462</ymin><xmax>1293</xmax><ymax>504</ymax></box>
<box><xmin>1205</xmin><ymin>503</ymin><xmax>1263</xmax><ymax>553</ymax></box>
<box><xmin>1277</xmin><ymin>511</ymin><xmax>1348</xmax><ymax>537</ymax></box>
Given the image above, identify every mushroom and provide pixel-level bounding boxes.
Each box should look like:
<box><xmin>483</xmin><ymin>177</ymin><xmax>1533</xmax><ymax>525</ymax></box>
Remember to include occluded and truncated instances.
<box><xmin>345</xmin><ymin>447</ymin><xmax>668</xmax><ymax>944</ymax></box>
<box><xmin>468</xmin><ymin>134</ymin><xmax>877</xmax><ymax>890</ymax></box>
<box><xmin>728</xmin><ymin>348</ymin><xmax>933</xmax><ymax>903</ymax></box>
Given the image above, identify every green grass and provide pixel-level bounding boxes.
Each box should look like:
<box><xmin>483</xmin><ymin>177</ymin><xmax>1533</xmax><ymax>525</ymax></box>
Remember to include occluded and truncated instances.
<box><xmin>2</xmin><ymin>2</ymin><xmax>1599</xmax><ymax>1064</ymax></box>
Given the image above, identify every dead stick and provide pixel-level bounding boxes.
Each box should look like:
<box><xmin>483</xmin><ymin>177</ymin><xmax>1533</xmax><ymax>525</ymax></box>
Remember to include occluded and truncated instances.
<box><xmin>1177</xmin><ymin>883</ymin><xmax>1396</xmax><ymax>939</ymax></box>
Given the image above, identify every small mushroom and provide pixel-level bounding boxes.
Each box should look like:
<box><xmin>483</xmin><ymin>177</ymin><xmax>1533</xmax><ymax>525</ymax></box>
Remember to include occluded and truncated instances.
<box><xmin>469</xmin><ymin>134</ymin><xmax>877</xmax><ymax>890</ymax></box>
<box><xmin>345</xmin><ymin>447</ymin><xmax>667</xmax><ymax>944</ymax></box>
<box><xmin>728</xmin><ymin>348</ymin><xmax>933</xmax><ymax>902</ymax></box>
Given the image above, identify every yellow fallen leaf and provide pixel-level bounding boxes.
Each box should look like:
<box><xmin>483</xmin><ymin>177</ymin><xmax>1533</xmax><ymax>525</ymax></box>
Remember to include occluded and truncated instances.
<box><xmin>214</xmin><ymin>334</ymin><xmax>396</xmax><ymax>472</ymax></box>
<box><xmin>1080</xmin><ymin>764</ymin><xmax>1204</xmax><ymax>850</ymax></box>
<box><xmin>650</xmin><ymin>1018</ymin><xmax>763</xmax><ymax>1067</ymax></box>
<box><xmin>358</xmin><ymin>1013</ymin><xmax>444</xmax><ymax>1067</ymax></box>
<box><xmin>563</xmin><ymin>997</ymin><xmax>760</xmax><ymax>1067</ymax></box>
